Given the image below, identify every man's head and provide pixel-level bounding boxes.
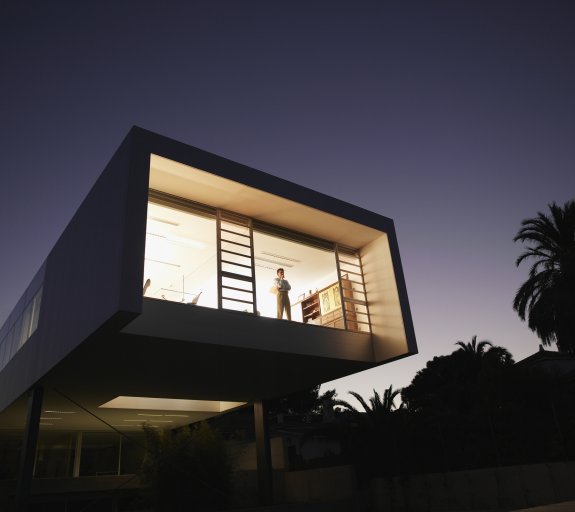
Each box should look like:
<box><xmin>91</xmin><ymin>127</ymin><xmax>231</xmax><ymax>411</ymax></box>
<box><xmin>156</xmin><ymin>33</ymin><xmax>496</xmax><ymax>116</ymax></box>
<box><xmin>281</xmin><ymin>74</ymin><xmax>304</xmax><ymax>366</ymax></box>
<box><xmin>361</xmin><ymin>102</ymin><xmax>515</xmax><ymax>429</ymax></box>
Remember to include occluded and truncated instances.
<box><xmin>277</xmin><ymin>268</ymin><xmax>285</xmax><ymax>277</ymax></box>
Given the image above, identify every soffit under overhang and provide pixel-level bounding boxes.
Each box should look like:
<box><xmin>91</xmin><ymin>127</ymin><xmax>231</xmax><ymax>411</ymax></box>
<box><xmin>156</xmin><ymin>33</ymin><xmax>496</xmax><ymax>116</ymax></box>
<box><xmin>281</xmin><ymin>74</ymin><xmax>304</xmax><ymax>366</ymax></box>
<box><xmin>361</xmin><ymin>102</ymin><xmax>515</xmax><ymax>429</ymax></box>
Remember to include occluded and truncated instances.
<box><xmin>149</xmin><ymin>154</ymin><xmax>384</xmax><ymax>249</ymax></box>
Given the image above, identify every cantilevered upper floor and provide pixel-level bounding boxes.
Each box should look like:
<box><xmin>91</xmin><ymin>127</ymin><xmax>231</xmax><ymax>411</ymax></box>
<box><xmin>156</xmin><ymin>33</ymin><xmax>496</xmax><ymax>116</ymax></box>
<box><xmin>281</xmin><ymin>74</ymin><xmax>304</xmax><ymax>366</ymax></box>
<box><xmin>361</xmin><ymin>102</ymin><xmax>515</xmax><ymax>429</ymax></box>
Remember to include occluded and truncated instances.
<box><xmin>0</xmin><ymin>127</ymin><xmax>416</xmax><ymax>431</ymax></box>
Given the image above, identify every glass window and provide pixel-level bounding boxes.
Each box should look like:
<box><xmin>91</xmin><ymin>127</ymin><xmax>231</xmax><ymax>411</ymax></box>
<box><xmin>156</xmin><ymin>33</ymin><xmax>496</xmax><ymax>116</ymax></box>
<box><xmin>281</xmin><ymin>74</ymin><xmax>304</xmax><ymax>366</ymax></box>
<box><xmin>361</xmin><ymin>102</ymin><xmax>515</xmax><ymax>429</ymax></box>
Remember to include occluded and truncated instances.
<box><xmin>20</xmin><ymin>301</ymin><xmax>34</xmax><ymax>347</ymax></box>
<box><xmin>34</xmin><ymin>432</ymin><xmax>75</xmax><ymax>478</ymax></box>
<box><xmin>0</xmin><ymin>337</ymin><xmax>7</xmax><ymax>370</ymax></box>
<box><xmin>120</xmin><ymin>431</ymin><xmax>146</xmax><ymax>474</ymax></box>
<box><xmin>142</xmin><ymin>196</ymin><xmax>370</xmax><ymax>332</ymax></box>
<box><xmin>7</xmin><ymin>325</ymin><xmax>18</xmax><ymax>360</ymax></box>
<box><xmin>144</xmin><ymin>202</ymin><xmax>217</xmax><ymax>309</ymax></box>
<box><xmin>0</xmin><ymin>434</ymin><xmax>22</xmax><ymax>479</ymax></box>
<box><xmin>29</xmin><ymin>287</ymin><xmax>42</xmax><ymax>336</ymax></box>
<box><xmin>253</xmin><ymin>231</ymin><xmax>338</xmax><ymax>323</ymax></box>
<box><xmin>80</xmin><ymin>432</ymin><xmax>120</xmax><ymax>476</ymax></box>
<box><xmin>12</xmin><ymin>315</ymin><xmax>25</xmax><ymax>353</ymax></box>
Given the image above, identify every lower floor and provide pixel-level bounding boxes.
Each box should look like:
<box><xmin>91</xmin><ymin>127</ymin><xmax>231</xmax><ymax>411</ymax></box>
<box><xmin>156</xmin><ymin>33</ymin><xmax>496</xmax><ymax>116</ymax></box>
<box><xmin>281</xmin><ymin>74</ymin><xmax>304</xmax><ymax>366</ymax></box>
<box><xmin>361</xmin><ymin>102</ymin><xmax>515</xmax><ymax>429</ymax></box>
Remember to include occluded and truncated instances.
<box><xmin>0</xmin><ymin>430</ymin><xmax>145</xmax><ymax>481</ymax></box>
<box><xmin>2</xmin><ymin>461</ymin><xmax>575</xmax><ymax>512</ymax></box>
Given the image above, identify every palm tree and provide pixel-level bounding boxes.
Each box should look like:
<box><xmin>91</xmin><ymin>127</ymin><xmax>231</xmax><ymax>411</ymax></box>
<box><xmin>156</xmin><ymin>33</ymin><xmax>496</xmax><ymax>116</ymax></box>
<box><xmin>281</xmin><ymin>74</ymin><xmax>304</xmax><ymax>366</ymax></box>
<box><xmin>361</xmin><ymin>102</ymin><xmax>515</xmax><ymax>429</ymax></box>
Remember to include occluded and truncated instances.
<box><xmin>455</xmin><ymin>335</ymin><xmax>492</xmax><ymax>358</ymax></box>
<box><xmin>335</xmin><ymin>385</ymin><xmax>401</xmax><ymax>428</ymax></box>
<box><xmin>513</xmin><ymin>200</ymin><xmax>575</xmax><ymax>353</ymax></box>
<box><xmin>455</xmin><ymin>335</ymin><xmax>513</xmax><ymax>366</ymax></box>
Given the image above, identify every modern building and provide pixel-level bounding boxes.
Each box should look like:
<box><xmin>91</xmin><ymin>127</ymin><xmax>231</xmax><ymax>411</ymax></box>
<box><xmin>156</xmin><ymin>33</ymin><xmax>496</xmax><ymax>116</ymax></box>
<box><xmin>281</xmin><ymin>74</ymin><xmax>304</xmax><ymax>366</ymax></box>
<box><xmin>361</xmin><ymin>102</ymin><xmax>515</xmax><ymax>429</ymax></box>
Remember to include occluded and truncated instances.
<box><xmin>0</xmin><ymin>127</ymin><xmax>417</xmax><ymax>509</ymax></box>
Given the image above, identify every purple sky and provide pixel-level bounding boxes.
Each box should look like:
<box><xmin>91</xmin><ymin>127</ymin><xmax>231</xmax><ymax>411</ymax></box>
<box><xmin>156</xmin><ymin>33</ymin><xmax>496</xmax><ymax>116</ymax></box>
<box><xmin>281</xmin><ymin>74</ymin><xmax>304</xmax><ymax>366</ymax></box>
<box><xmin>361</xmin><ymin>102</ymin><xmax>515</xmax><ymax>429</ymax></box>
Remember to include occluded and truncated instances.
<box><xmin>1</xmin><ymin>1</ymin><xmax>574</xmax><ymax>401</ymax></box>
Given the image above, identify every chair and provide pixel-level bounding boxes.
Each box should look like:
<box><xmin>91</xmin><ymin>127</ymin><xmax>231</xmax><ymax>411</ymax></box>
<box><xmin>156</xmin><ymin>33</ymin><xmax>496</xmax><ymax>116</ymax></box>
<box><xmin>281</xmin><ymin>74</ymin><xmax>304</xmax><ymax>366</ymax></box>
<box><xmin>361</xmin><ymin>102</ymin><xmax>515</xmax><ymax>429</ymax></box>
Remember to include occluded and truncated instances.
<box><xmin>187</xmin><ymin>291</ymin><xmax>202</xmax><ymax>305</ymax></box>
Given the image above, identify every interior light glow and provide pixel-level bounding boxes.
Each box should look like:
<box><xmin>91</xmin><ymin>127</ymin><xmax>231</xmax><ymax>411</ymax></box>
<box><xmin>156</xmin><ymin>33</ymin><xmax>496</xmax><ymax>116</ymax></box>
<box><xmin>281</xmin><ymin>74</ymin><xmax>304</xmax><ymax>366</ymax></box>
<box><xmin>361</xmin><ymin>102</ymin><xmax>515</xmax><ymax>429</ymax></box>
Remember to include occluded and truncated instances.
<box><xmin>100</xmin><ymin>396</ymin><xmax>245</xmax><ymax>412</ymax></box>
<box><xmin>149</xmin><ymin>216</ymin><xmax>179</xmax><ymax>226</ymax></box>
<box><xmin>167</xmin><ymin>235</ymin><xmax>206</xmax><ymax>249</ymax></box>
<box><xmin>146</xmin><ymin>232</ymin><xmax>167</xmax><ymax>239</ymax></box>
<box><xmin>40</xmin><ymin>417</ymin><xmax>62</xmax><ymax>420</ymax></box>
<box><xmin>164</xmin><ymin>414</ymin><xmax>190</xmax><ymax>418</ymax></box>
<box><xmin>137</xmin><ymin>413</ymin><xmax>163</xmax><ymax>417</ymax></box>
<box><xmin>44</xmin><ymin>410</ymin><xmax>76</xmax><ymax>414</ymax></box>
<box><xmin>152</xmin><ymin>420</ymin><xmax>173</xmax><ymax>423</ymax></box>
<box><xmin>146</xmin><ymin>231</ymin><xmax>205</xmax><ymax>248</ymax></box>
<box><xmin>40</xmin><ymin>423</ymin><xmax>53</xmax><ymax>426</ymax></box>
<box><xmin>255</xmin><ymin>256</ymin><xmax>294</xmax><ymax>267</ymax></box>
<box><xmin>261</xmin><ymin>251</ymin><xmax>301</xmax><ymax>263</ymax></box>
<box><xmin>144</xmin><ymin>257</ymin><xmax>181</xmax><ymax>267</ymax></box>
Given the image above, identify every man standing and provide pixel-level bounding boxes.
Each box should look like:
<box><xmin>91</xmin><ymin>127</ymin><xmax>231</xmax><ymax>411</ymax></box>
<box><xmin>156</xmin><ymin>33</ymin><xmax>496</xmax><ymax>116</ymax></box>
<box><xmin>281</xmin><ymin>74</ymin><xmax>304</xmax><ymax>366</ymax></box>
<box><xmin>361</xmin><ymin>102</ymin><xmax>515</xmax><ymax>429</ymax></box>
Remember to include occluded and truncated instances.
<box><xmin>274</xmin><ymin>268</ymin><xmax>292</xmax><ymax>320</ymax></box>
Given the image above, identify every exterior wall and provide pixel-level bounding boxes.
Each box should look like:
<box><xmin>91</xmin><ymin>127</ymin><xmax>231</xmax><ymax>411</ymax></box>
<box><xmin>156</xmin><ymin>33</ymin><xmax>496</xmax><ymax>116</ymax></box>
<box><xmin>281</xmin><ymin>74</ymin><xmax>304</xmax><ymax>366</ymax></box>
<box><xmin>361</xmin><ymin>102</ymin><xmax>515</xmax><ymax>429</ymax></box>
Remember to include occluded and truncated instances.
<box><xmin>123</xmin><ymin>298</ymin><xmax>374</xmax><ymax>362</ymax></box>
<box><xmin>370</xmin><ymin>462</ymin><xmax>575</xmax><ymax>512</ymax></box>
<box><xmin>284</xmin><ymin>465</ymin><xmax>357</xmax><ymax>504</ymax></box>
<box><xmin>0</xmin><ymin>475</ymin><xmax>141</xmax><ymax>511</ymax></box>
<box><xmin>0</xmin><ymin>130</ymin><xmax>149</xmax><ymax>413</ymax></box>
<box><xmin>232</xmin><ymin>436</ymin><xmax>288</xmax><ymax>471</ymax></box>
<box><xmin>231</xmin><ymin>461</ymin><xmax>575</xmax><ymax>510</ymax></box>
<box><xmin>0</xmin><ymin>264</ymin><xmax>44</xmax><ymax>372</ymax></box>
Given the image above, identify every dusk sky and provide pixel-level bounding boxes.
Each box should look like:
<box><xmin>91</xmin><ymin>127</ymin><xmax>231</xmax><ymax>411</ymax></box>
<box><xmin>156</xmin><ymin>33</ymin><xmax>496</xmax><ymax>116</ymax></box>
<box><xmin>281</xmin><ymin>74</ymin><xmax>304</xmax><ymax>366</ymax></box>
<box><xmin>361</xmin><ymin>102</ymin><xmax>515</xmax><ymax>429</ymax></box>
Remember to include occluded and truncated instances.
<box><xmin>1</xmin><ymin>1</ymin><xmax>574</xmax><ymax>401</ymax></box>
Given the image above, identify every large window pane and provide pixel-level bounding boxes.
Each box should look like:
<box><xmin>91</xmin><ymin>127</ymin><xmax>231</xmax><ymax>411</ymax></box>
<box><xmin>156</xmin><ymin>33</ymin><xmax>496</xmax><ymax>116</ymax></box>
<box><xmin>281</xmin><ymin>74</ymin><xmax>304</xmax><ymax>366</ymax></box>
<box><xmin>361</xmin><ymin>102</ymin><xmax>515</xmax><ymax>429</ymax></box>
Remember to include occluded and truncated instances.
<box><xmin>0</xmin><ymin>432</ymin><xmax>22</xmax><ymax>479</ymax></box>
<box><xmin>120</xmin><ymin>432</ymin><xmax>146</xmax><ymax>475</ymax></box>
<box><xmin>20</xmin><ymin>302</ymin><xmax>34</xmax><ymax>347</ymax></box>
<box><xmin>80</xmin><ymin>432</ymin><xmax>120</xmax><ymax>476</ymax></box>
<box><xmin>144</xmin><ymin>202</ymin><xmax>217</xmax><ymax>309</ymax></box>
<box><xmin>253</xmin><ymin>232</ymin><xmax>338</xmax><ymax>322</ymax></box>
<box><xmin>143</xmin><ymin>198</ymin><xmax>370</xmax><ymax>332</ymax></box>
<box><xmin>29</xmin><ymin>287</ymin><xmax>42</xmax><ymax>336</ymax></box>
<box><xmin>34</xmin><ymin>432</ymin><xmax>75</xmax><ymax>478</ymax></box>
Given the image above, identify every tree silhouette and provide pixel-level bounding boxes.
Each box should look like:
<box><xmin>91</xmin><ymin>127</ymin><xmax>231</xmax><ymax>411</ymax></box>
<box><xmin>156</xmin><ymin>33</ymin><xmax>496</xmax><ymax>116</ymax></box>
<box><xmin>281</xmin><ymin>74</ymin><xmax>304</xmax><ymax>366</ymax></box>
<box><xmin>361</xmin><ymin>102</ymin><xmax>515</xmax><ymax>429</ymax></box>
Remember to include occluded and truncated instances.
<box><xmin>455</xmin><ymin>335</ymin><xmax>513</xmax><ymax>369</ymax></box>
<box><xmin>334</xmin><ymin>385</ymin><xmax>401</xmax><ymax>428</ymax></box>
<box><xmin>334</xmin><ymin>386</ymin><xmax>403</xmax><ymax>479</ymax></box>
<box><xmin>513</xmin><ymin>200</ymin><xmax>575</xmax><ymax>353</ymax></box>
<box><xmin>455</xmin><ymin>335</ymin><xmax>492</xmax><ymax>357</ymax></box>
<box><xmin>266</xmin><ymin>384</ymin><xmax>323</xmax><ymax>419</ymax></box>
<box><xmin>139</xmin><ymin>422</ymin><xmax>233</xmax><ymax>511</ymax></box>
<box><xmin>403</xmin><ymin>336</ymin><xmax>513</xmax><ymax>414</ymax></box>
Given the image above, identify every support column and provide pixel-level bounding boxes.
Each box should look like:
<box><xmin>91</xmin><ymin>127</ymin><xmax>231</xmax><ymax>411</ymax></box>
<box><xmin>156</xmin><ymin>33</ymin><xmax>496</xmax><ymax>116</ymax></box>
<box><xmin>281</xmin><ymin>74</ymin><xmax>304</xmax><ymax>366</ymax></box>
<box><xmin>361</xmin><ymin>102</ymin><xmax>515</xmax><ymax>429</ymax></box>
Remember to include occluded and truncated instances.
<box><xmin>14</xmin><ymin>385</ymin><xmax>43</xmax><ymax>512</ymax></box>
<box><xmin>253</xmin><ymin>400</ymin><xmax>273</xmax><ymax>505</ymax></box>
<box><xmin>72</xmin><ymin>432</ymin><xmax>82</xmax><ymax>478</ymax></box>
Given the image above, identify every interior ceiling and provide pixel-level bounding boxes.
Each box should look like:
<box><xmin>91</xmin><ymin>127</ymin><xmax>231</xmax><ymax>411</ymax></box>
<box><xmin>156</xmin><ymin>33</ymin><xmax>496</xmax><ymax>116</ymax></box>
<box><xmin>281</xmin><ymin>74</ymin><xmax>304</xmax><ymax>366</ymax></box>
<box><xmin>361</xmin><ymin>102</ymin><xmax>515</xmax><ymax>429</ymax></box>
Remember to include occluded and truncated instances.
<box><xmin>0</xmin><ymin>391</ymin><xmax>235</xmax><ymax>432</ymax></box>
<box><xmin>149</xmin><ymin>154</ymin><xmax>384</xmax><ymax>249</ymax></box>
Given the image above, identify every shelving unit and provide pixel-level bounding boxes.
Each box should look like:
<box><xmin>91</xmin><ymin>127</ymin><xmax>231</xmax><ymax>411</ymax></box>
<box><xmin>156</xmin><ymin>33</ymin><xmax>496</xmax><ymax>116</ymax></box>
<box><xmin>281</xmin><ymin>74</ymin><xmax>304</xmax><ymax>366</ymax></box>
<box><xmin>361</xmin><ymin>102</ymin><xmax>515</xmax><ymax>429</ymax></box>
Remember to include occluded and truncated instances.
<box><xmin>301</xmin><ymin>293</ymin><xmax>320</xmax><ymax>323</ymax></box>
<box><xmin>299</xmin><ymin>276</ymin><xmax>360</xmax><ymax>330</ymax></box>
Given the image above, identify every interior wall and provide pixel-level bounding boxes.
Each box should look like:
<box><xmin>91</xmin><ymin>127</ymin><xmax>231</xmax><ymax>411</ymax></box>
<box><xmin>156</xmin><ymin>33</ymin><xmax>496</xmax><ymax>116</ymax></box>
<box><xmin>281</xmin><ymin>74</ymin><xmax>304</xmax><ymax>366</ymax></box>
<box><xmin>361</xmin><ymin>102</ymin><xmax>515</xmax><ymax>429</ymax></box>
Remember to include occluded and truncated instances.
<box><xmin>361</xmin><ymin>234</ymin><xmax>410</xmax><ymax>362</ymax></box>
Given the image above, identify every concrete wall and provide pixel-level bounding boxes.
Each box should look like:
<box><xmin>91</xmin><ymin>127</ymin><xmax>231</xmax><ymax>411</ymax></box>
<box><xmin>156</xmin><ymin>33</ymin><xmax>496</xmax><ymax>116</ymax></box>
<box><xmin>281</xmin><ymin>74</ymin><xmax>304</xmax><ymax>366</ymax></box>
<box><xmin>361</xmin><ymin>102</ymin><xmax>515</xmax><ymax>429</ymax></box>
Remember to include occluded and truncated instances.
<box><xmin>264</xmin><ymin>461</ymin><xmax>575</xmax><ymax>510</ymax></box>
<box><xmin>230</xmin><ymin>465</ymin><xmax>356</xmax><ymax>508</ymax></box>
<box><xmin>362</xmin><ymin>233</ymin><xmax>410</xmax><ymax>363</ymax></box>
<box><xmin>284</xmin><ymin>465</ymin><xmax>357</xmax><ymax>504</ymax></box>
<box><xmin>370</xmin><ymin>462</ymin><xmax>575</xmax><ymax>512</ymax></box>
<box><xmin>233</xmin><ymin>436</ymin><xmax>288</xmax><ymax>471</ymax></box>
